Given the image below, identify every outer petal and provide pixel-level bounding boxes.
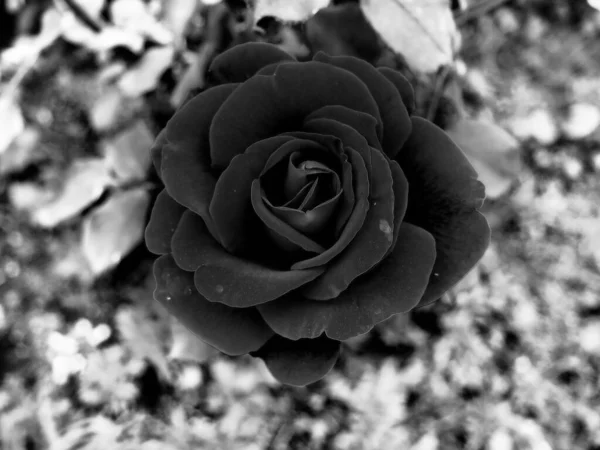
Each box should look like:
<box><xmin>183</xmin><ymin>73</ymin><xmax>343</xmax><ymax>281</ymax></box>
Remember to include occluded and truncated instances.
<box><xmin>382</xmin><ymin>160</ymin><xmax>409</xmax><ymax>259</ymax></box>
<box><xmin>314</xmin><ymin>53</ymin><xmax>411</xmax><ymax>158</ymax></box>
<box><xmin>171</xmin><ymin>211</ymin><xmax>325</xmax><ymax>307</ymax></box>
<box><xmin>209</xmin><ymin>61</ymin><xmax>380</xmax><ymax>170</ymax></box>
<box><xmin>396</xmin><ymin>117</ymin><xmax>490</xmax><ymax>307</ymax></box>
<box><xmin>378</xmin><ymin>67</ymin><xmax>416</xmax><ymax>116</ymax></box>
<box><xmin>151</xmin><ymin>129</ymin><xmax>167</xmax><ymax>175</ymax></box>
<box><xmin>153</xmin><ymin>255</ymin><xmax>274</xmax><ymax>356</ymax></box>
<box><xmin>162</xmin><ymin>84</ymin><xmax>238</xmax><ymax>241</ymax></box>
<box><xmin>300</xmin><ymin>148</ymin><xmax>395</xmax><ymax>299</ymax></box>
<box><xmin>209</xmin><ymin>42</ymin><xmax>296</xmax><ymax>83</ymax></box>
<box><xmin>304</xmin><ymin>105</ymin><xmax>381</xmax><ymax>152</ymax></box>
<box><xmin>145</xmin><ymin>189</ymin><xmax>186</xmax><ymax>255</ymax></box>
<box><xmin>258</xmin><ymin>223</ymin><xmax>436</xmax><ymax>341</ymax></box>
<box><xmin>209</xmin><ymin>135</ymin><xmax>294</xmax><ymax>253</ymax></box>
<box><xmin>250</xmin><ymin>334</ymin><xmax>340</xmax><ymax>386</ymax></box>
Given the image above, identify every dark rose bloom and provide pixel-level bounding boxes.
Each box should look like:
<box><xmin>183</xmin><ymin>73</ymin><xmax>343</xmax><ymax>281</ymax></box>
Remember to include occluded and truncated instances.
<box><xmin>146</xmin><ymin>42</ymin><xmax>490</xmax><ymax>386</ymax></box>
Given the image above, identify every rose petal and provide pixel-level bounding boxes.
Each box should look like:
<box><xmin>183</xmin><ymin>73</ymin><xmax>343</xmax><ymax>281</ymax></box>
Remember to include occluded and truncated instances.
<box><xmin>314</xmin><ymin>53</ymin><xmax>411</xmax><ymax>158</ymax></box>
<box><xmin>151</xmin><ymin>129</ymin><xmax>167</xmax><ymax>175</ymax></box>
<box><xmin>382</xmin><ymin>159</ymin><xmax>408</xmax><ymax>259</ymax></box>
<box><xmin>209</xmin><ymin>42</ymin><xmax>295</xmax><ymax>83</ymax></box>
<box><xmin>283</xmin><ymin>181</ymin><xmax>317</xmax><ymax>209</ymax></box>
<box><xmin>209</xmin><ymin>135</ymin><xmax>294</xmax><ymax>253</ymax></box>
<box><xmin>145</xmin><ymin>189</ymin><xmax>186</xmax><ymax>255</ymax></box>
<box><xmin>250</xmin><ymin>334</ymin><xmax>340</xmax><ymax>386</ymax></box>
<box><xmin>291</xmin><ymin>148</ymin><xmax>369</xmax><ymax>270</ymax></box>
<box><xmin>255</xmin><ymin>61</ymin><xmax>295</xmax><ymax>76</ymax></box>
<box><xmin>251</xmin><ymin>180</ymin><xmax>326</xmax><ymax>254</ymax></box>
<box><xmin>267</xmin><ymin>188</ymin><xmax>342</xmax><ymax>235</ymax></box>
<box><xmin>258</xmin><ymin>222</ymin><xmax>436</xmax><ymax>340</ymax></box>
<box><xmin>304</xmin><ymin>105</ymin><xmax>381</xmax><ymax>152</ymax></box>
<box><xmin>378</xmin><ymin>67</ymin><xmax>415</xmax><ymax>115</ymax></box>
<box><xmin>153</xmin><ymin>255</ymin><xmax>274</xmax><ymax>355</ymax></box>
<box><xmin>209</xmin><ymin>61</ymin><xmax>380</xmax><ymax>170</ymax></box>
<box><xmin>301</xmin><ymin>148</ymin><xmax>395</xmax><ymax>299</ymax></box>
<box><xmin>396</xmin><ymin>117</ymin><xmax>489</xmax><ymax>307</ymax></box>
<box><xmin>289</xmin><ymin>126</ymin><xmax>359</xmax><ymax>234</ymax></box>
<box><xmin>171</xmin><ymin>211</ymin><xmax>325</xmax><ymax>307</ymax></box>
<box><xmin>260</xmin><ymin>139</ymin><xmax>336</xmax><ymax>206</ymax></box>
<box><xmin>284</xmin><ymin>153</ymin><xmax>337</xmax><ymax>201</ymax></box>
<box><xmin>162</xmin><ymin>84</ymin><xmax>238</xmax><ymax>241</ymax></box>
<box><xmin>284</xmin><ymin>130</ymin><xmax>370</xmax><ymax>181</ymax></box>
<box><xmin>334</xmin><ymin>158</ymin><xmax>355</xmax><ymax>236</ymax></box>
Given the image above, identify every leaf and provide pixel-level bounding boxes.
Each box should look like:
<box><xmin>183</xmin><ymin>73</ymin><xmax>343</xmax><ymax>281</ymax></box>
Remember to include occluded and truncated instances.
<box><xmin>82</xmin><ymin>187</ymin><xmax>150</xmax><ymax>275</ymax></box>
<box><xmin>68</xmin><ymin>0</ymin><xmax>106</xmax><ymax>19</ymax></box>
<box><xmin>0</xmin><ymin>95</ymin><xmax>25</xmax><ymax>156</ymax></box>
<box><xmin>446</xmin><ymin>118</ymin><xmax>521</xmax><ymax>200</ymax></box>
<box><xmin>253</xmin><ymin>0</ymin><xmax>330</xmax><ymax>24</ymax></box>
<box><xmin>8</xmin><ymin>182</ymin><xmax>56</xmax><ymax>212</ymax></box>
<box><xmin>0</xmin><ymin>126</ymin><xmax>42</xmax><ymax>175</ymax></box>
<box><xmin>102</xmin><ymin>120</ymin><xmax>154</xmax><ymax>184</ymax></box>
<box><xmin>32</xmin><ymin>158</ymin><xmax>112</xmax><ymax>228</ymax></box>
<box><xmin>161</xmin><ymin>0</ymin><xmax>199</xmax><ymax>44</ymax></box>
<box><xmin>118</xmin><ymin>46</ymin><xmax>175</xmax><ymax>97</ymax></box>
<box><xmin>360</xmin><ymin>0</ymin><xmax>459</xmax><ymax>72</ymax></box>
<box><xmin>94</xmin><ymin>27</ymin><xmax>145</xmax><ymax>53</ymax></box>
<box><xmin>305</xmin><ymin>3</ymin><xmax>384</xmax><ymax>63</ymax></box>
<box><xmin>115</xmin><ymin>306</ymin><xmax>172</xmax><ymax>382</ymax></box>
<box><xmin>89</xmin><ymin>86</ymin><xmax>126</xmax><ymax>132</ymax></box>
<box><xmin>111</xmin><ymin>0</ymin><xmax>173</xmax><ymax>45</ymax></box>
<box><xmin>168</xmin><ymin>318</ymin><xmax>219</xmax><ymax>363</ymax></box>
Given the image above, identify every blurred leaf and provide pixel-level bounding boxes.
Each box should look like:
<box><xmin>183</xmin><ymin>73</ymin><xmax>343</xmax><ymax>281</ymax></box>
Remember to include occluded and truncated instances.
<box><xmin>66</xmin><ymin>0</ymin><xmax>105</xmax><ymax>19</ymax></box>
<box><xmin>111</xmin><ymin>0</ymin><xmax>173</xmax><ymax>45</ymax></box>
<box><xmin>0</xmin><ymin>126</ymin><xmax>40</xmax><ymax>176</ymax></box>
<box><xmin>89</xmin><ymin>85</ymin><xmax>144</xmax><ymax>133</ymax></box>
<box><xmin>170</xmin><ymin>44</ymin><xmax>215</xmax><ymax>108</ymax></box>
<box><xmin>118</xmin><ymin>46</ymin><xmax>175</xmax><ymax>97</ymax></box>
<box><xmin>361</xmin><ymin>0</ymin><xmax>459</xmax><ymax>72</ymax></box>
<box><xmin>59</xmin><ymin>11</ymin><xmax>100</xmax><ymax>48</ymax></box>
<box><xmin>31</xmin><ymin>158</ymin><xmax>112</xmax><ymax>228</ymax></box>
<box><xmin>162</xmin><ymin>0</ymin><xmax>199</xmax><ymax>44</ymax></box>
<box><xmin>89</xmin><ymin>85</ymin><xmax>126</xmax><ymax>132</ymax></box>
<box><xmin>49</xmin><ymin>415</ymin><xmax>182</xmax><ymax>450</ymax></box>
<box><xmin>8</xmin><ymin>182</ymin><xmax>55</xmax><ymax>212</ymax></box>
<box><xmin>1</xmin><ymin>8</ymin><xmax>61</xmax><ymax>69</ymax></box>
<box><xmin>0</xmin><ymin>95</ymin><xmax>25</xmax><ymax>156</ymax></box>
<box><xmin>305</xmin><ymin>3</ymin><xmax>383</xmax><ymax>63</ymax></box>
<box><xmin>81</xmin><ymin>187</ymin><xmax>150</xmax><ymax>275</ymax></box>
<box><xmin>115</xmin><ymin>306</ymin><xmax>172</xmax><ymax>382</ymax></box>
<box><xmin>168</xmin><ymin>318</ymin><xmax>219</xmax><ymax>363</ymax></box>
<box><xmin>276</xmin><ymin>25</ymin><xmax>310</xmax><ymax>58</ymax></box>
<box><xmin>94</xmin><ymin>27</ymin><xmax>145</xmax><ymax>53</ymax></box>
<box><xmin>102</xmin><ymin>120</ymin><xmax>154</xmax><ymax>184</ymax></box>
<box><xmin>446</xmin><ymin>118</ymin><xmax>521</xmax><ymax>199</ymax></box>
<box><xmin>253</xmin><ymin>0</ymin><xmax>329</xmax><ymax>24</ymax></box>
<box><xmin>61</xmin><ymin>12</ymin><xmax>145</xmax><ymax>54</ymax></box>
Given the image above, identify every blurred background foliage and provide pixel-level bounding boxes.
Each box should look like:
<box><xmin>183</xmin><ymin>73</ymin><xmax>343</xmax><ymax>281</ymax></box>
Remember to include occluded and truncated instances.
<box><xmin>1</xmin><ymin>0</ymin><xmax>600</xmax><ymax>449</ymax></box>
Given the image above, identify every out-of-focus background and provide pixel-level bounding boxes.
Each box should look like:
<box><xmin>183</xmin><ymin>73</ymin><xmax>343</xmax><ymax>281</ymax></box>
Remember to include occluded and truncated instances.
<box><xmin>1</xmin><ymin>0</ymin><xmax>600</xmax><ymax>448</ymax></box>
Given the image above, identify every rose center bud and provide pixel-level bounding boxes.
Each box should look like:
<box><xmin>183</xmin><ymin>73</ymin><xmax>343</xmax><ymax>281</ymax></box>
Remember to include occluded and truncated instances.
<box><xmin>260</xmin><ymin>150</ymin><xmax>343</xmax><ymax>241</ymax></box>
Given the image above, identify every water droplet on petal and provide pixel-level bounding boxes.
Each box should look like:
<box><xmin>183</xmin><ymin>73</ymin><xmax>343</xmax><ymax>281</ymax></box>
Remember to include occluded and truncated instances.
<box><xmin>378</xmin><ymin>219</ymin><xmax>393</xmax><ymax>243</ymax></box>
<box><xmin>165</xmin><ymin>295</ymin><xmax>172</xmax><ymax>302</ymax></box>
<box><xmin>215</xmin><ymin>285</ymin><xmax>224</xmax><ymax>294</ymax></box>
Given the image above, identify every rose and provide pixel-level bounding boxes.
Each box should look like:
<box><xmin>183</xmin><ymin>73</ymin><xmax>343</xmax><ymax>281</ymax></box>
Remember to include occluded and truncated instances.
<box><xmin>145</xmin><ymin>42</ymin><xmax>490</xmax><ymax>386</ymax></box>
